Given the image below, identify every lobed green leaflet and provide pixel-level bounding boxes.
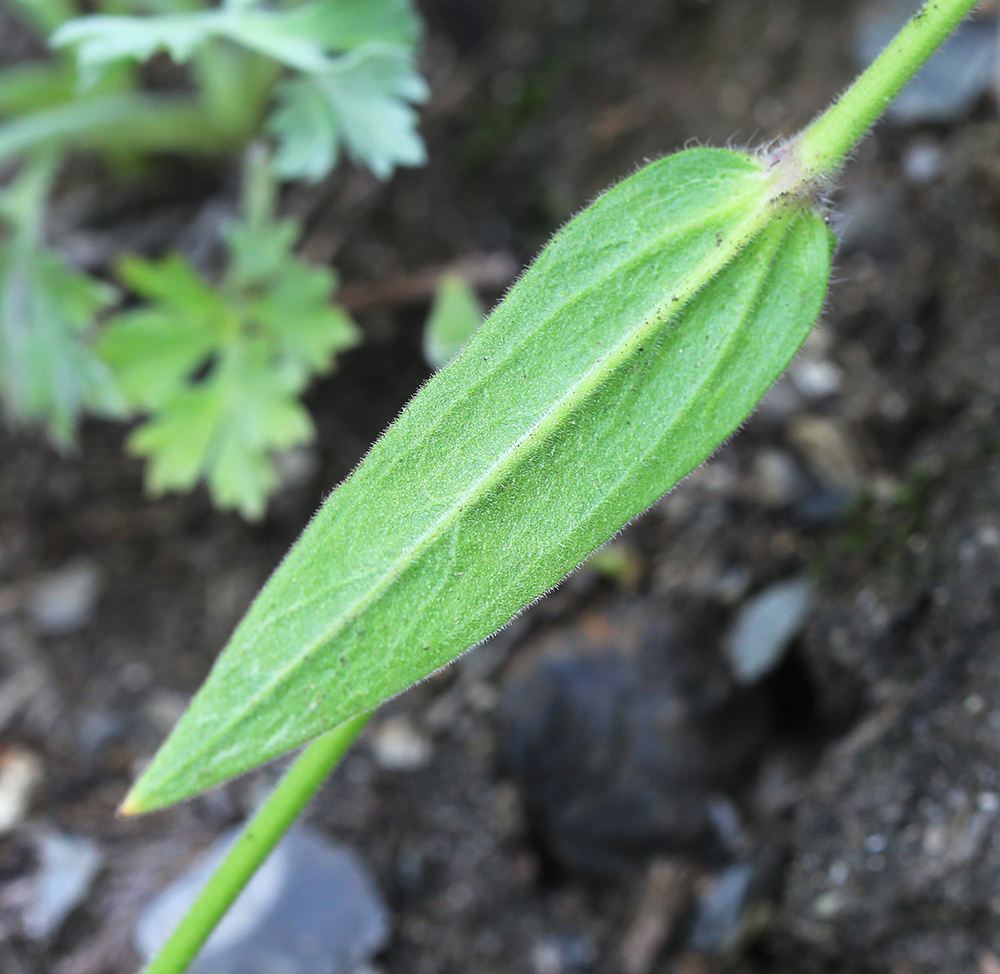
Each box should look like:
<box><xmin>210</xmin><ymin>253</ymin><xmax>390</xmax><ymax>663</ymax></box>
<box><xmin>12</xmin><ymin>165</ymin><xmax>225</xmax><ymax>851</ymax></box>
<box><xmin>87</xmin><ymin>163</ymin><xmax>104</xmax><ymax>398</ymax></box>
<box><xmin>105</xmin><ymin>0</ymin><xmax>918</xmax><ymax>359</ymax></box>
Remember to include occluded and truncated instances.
<box><xmin>124</xmin><ymin>146</ymin><xmax>833</xmax><ymax>814</ymax></box>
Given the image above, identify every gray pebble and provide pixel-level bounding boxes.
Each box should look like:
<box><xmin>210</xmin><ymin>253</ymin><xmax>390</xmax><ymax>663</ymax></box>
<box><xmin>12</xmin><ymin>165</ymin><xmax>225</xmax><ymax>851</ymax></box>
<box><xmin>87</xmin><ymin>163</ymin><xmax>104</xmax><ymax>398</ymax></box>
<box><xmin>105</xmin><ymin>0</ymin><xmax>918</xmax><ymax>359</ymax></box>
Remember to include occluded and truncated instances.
<box><xmin>856</xmin><ymin>1</ymin><xmax>998</xmax><ymax>123</ymax></box>
<box><xmin>136</xmin><ymin>826</ymin><xmax>389</xmax><ymax>974</ymax></box>
<box><xmin>24</xmin><ymin>831</ymin><xmax>103</xmax><ymax>940</ymax></box>
<box><xmin>723</xmin><ymin>578</ymin><xmax>813</xmax><ymax>685</ymax></box>
<box><xmin>688</xmin><ymin>863</ymin><xmax>755</xmax><ymax>954</ymax></box>
<box><xmin>28</xmin><ymin>559</ymin><xmax>102</xmax><ymax>634</ymax></box>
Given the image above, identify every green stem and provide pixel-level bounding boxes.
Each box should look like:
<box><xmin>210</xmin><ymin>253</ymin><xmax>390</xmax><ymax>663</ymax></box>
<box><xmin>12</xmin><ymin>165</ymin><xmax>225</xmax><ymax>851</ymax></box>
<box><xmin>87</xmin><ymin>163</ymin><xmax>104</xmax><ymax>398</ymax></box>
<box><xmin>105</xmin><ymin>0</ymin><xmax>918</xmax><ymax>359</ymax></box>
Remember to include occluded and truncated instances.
<box><xmin>774</xmin><ymin>0</ymin><xmax>980</xmax><ymax>193</ymax></box>
<box><xmin>139</xmin><ymin>714</ymin><xmax>370</xmax><ymax>974</ymax></box>
<box><xmin>0</xmin><ymin>94</ymin><xmax>239</xmax><ymax>169</ymax></box>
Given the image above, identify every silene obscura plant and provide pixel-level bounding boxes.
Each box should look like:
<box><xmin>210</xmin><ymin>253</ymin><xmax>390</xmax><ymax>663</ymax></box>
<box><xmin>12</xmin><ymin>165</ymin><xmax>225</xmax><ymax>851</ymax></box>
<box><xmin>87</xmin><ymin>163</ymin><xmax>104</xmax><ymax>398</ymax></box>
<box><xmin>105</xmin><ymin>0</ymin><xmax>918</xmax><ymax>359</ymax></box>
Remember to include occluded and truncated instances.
<box><xmin>46</xmin><ymin>1</ymin><xmax>983</xmax><ymax>972</ymax></box>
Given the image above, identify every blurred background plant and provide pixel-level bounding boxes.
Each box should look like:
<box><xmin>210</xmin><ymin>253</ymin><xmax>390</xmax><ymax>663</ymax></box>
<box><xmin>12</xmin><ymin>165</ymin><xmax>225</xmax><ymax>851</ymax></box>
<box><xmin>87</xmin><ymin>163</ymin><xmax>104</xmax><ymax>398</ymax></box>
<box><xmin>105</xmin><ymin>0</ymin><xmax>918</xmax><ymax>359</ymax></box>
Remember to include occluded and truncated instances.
<box><xmin>0</xmin><ymin>0</ymin><xmax>430</xmax><ymax>517</ymax></box>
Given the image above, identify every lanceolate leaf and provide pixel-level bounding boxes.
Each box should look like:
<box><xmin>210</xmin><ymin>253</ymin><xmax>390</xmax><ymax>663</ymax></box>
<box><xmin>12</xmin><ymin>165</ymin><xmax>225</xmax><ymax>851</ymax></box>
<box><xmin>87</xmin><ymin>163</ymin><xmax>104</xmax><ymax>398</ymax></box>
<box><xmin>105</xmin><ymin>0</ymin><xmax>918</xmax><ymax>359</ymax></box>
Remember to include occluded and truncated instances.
<box><xmin>124</xmin><ymin>147</ymin><xmax>834</xmax><ymax>814</ymax></box>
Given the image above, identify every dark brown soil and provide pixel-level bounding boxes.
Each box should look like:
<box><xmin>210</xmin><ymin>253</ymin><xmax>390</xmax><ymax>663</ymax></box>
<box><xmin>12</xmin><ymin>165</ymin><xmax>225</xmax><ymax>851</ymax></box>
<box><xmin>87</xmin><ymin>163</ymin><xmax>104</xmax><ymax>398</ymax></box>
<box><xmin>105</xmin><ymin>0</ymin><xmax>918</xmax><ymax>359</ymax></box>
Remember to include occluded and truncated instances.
<box><xmin>3</xmin><ymin>0</ymin><xmax>1000</xmax><ymax>972</ymax></box>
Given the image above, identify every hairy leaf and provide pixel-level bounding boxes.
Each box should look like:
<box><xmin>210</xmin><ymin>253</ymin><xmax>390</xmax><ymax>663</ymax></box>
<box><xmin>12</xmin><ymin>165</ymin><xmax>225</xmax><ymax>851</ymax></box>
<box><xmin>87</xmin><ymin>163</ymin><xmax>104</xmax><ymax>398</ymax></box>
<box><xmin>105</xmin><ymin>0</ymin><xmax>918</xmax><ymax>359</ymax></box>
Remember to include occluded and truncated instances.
<box><xmin>124</xmin><ymin>147</ymin><xmax>834</xmax><ymax>814</ymax></box>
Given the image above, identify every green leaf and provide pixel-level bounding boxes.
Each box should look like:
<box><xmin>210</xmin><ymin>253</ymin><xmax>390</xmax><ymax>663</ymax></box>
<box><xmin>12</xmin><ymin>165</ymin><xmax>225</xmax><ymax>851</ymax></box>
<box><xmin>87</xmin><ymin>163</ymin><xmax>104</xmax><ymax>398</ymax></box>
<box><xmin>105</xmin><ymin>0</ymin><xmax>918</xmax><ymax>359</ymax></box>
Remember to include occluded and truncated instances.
<box><xmin>128</xmin><ymin>340</ymin><xmax>314</xmax><ymax>520</ymax></box>
<box><xmin>247</xmin><ymin>262</ymin><xmax>358</xmax><ymax>386</ymax></box>
<box><xmin>0</xmin><ymin>238</ymin><xmax>122</xmax><ymax>447</ymax></box>
<box><xmin>224</xmin><ymin>216</ymin><xmax>299</xmax><ymax>286</ymax></box>
<box><xmin>99</xmin><ymin>192</ymin><xmax>358</xmax><ymax>517</ymax></box>
<box><xmin>0</xmin><ymin>93</ymin><xmax>235</xmax><ymax>165</ymax></box>
<box><xmin>124</xmin><ymin>146</ymin><xmax>834</xmax><ymax>814</ymax></box>
<box><xmin>51</xmin><ymin>0</ymin><xmax>420</xmax><ymax>75</ymax></box>
<box><xmin>278</xmin><ymin>0</ymin><xmax>420</xmax><ymax>50</ymax></box>
<box><xmin>0</xmin><ymin>62</ymin><xmax>76</xmax><ymax>117</ymax></box>
<box><xmin>268</xmin><ymin>43</ymin><xmax>427</xmax><ymax>181</ymax></box>
<box><xmin>97</xmin><ymin>254</ymin><xmax>225</xmax><ymax>409</ymax></box>
<box><xmin>51</xmin><ymin>12</ymin><xmax>220</xmax><ymax>75</ymax></box>
<box><xmin>53</xmin><ymin>1</ymin><xmax>428</xmax><ymax>181</ymax></box>
<box><xmin>423</xmin><ymin>272</ymin><xmax>484</xmax><ymax>370</ymax></box>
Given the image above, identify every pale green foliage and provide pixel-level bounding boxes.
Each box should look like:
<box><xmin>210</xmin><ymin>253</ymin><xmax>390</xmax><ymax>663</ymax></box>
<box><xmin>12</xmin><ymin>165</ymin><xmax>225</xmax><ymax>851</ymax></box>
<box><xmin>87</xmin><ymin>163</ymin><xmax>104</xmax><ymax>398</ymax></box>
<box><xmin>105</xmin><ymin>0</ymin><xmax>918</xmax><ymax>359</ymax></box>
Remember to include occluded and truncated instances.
<box><xmin>268</xmin><ymin>43</ymin><xmax>426</xmax><ymax>180</ymax></box>
<box><xmin>52</xmin><ymin>0</ymin><xmax>428</xmax><ymax>181</ymax></box>
<box><xmin>0</xmin><ymin>238</ymin><xmax>123</xmax><ymax>446</ymax></box>
<box><xmin>0</xmin><ymin>4</ymin><xmax>236</xmax><ymax>169</ymax></box>
<box><xmin>0</xmin><ymin>0</ymin><xmax>427</xmax><ymax>478</ymax></box>
<box><xmin>99</xmin><ymin>167</ymin><xmax>358</xmax><ymax>519</ymax></box>
<box><xmin>125</xmin><ymin>147</ymin><xmax>834</xmax><ymax>813</ymax></box>
<box><xmin>0</xmin><ymin>155</ymin><xmax>124</xmax><ymax>446</ymax></box>
<box><xmin>423</xmin><ymin>272</ymin><xmax>484</xmax><ymax>370</ymax></box>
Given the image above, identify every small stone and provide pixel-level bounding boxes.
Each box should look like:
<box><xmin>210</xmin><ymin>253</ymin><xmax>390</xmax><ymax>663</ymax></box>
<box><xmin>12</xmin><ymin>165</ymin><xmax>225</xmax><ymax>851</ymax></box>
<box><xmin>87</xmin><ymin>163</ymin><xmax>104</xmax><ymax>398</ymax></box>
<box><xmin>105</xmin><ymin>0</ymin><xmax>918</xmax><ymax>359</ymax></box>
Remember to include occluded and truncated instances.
<box><xmin>789</xmin><ymin>359</ymin><xmax>841</xmax><ymax>399</ymax></box>
<box><xmin>531</xmin><ymin>933</ymin><xmax>597</xmax><ymax>974</ymax></box>
<box><xmin>500</xmin><ymin>603</ymin><xmax>769</xmax><ymax>875</ymax></box>
<box><xmin>24</xmin><ymin>831</ymin><xmax>103</xmax><ymax>939</ymax></box>
<box><xmin>274</xmin><ymin>446</ymin><xmax>319</xmax><ymax>490</ymax></box>
<box><xmin>902</xmin><ymin>143</ymin><xmax>943</xmax><ymax>184</ymax></box>
<box><xmin>712</xmin><ymin>567</ymin><xmax>753</xmax><ymax>606</ymax></box>
<box><xmin>28</xmin><ymin>559</ymin><xmax>102</xmax><ymax>634</ymax></box>
<box><xmin>828</xmin><ymin>860</ymin><xmax>849</xmax><ymax>886</ymax></box>
<box><xmin>749</xmin><ymin>450</ymin><xmax>804</xmax><ymax>508</ymax></box>
<box><xmin>371</xmin><ymin>716</ymin><xmax>433</xmax><ymax>771</ymax></box>
<box><xmin>722</xmin><ymin>578</ymin><xmax>813</xmax><ymax>685</ymax></box>
<box><xmin>811</xmin><ymin>891</ymin><xmax>844</xmax><ymax>920</ymax></box>
<box><xmin>76</xmin><ymin>709</ymin><xmax>126</xmax><ymax>756</ymax></box>
<box><xmin>864</xmin><ymin>833</ymin><xmax>887</xmax><ymax>854</ymax></box>
<box><xmin>136</xmin><ymin>826</ymin><xmax>389</xmax><ymax>974</ymax></box>
<box><xmin>965</xmin><ymin>694</ymin><xmax>986</xmax><ymax>715</ymax></box>
<box><xmin>755</xmin><ymin>376</ymin><xmax>804</xmax><ymax>422</ymax></box>
<box><xmin>979</xmin><ymin>792</ymin><xmax>1000</xmax><ymax>814</ymax></box>
<box><xmin>0</xmin><ymin>746</ymin><xmax>43</xmax><ymax>833</ymax></box>
<box><xmin>923</xmin><ymin>823</ymin><xmax>948</xmax><ymax>857</ymax></box>
<box><xmin>856</xmin><ymin>1</ymin><xmax>998</xmax><ymax>123</ymax></box>
<box><xmin>788</xmin><ymin>416</ymin><xmax>864</xmax><ymax>493</ymax></box>
<box><xmin>797</xmin><ymin>490</ymin><xmax>852</xmax><ymax>524</ymax></box>
<box><xmin>688</xmin><ymin>863</ymin><xmax>755</xmax><ymax>954</ymax></box>
<box><xmin>144</xmin><ymin>691</ymin><xmax>190</xmax><ymax>735</ymax></box>
<box><xmin>464</xmin><ymin>680</ymin><xmax>499</xmax><ymax>713</ymax></box>
<box><xmin>980</xmin><ymin>951</ymin><xmax>1000</xmax><ymax>974</ymax></box>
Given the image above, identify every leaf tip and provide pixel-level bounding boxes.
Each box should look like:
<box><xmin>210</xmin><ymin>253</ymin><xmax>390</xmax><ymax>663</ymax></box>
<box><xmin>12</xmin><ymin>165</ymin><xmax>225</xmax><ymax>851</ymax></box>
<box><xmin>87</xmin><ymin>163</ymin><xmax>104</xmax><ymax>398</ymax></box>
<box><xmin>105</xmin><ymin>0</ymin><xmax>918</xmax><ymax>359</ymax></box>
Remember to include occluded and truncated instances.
<box><xmin>117</xmin><ymin>765</ymin><xmax>170</xmax><ymax>817</ymax></box>
<box><xmin>116</xmin><ymin>790</ymin><xmax>145</xmax><ymax>817</ymax></box>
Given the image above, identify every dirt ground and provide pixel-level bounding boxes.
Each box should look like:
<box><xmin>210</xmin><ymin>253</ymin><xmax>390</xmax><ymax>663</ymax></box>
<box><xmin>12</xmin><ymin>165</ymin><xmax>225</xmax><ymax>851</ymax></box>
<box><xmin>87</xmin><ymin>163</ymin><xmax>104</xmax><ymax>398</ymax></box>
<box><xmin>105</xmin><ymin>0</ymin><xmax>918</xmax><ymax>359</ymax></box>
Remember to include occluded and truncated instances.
<box><xmin>3</xmin><ymin>0</ymin><xmax>1000</xmax><ymax>971</ymax></box>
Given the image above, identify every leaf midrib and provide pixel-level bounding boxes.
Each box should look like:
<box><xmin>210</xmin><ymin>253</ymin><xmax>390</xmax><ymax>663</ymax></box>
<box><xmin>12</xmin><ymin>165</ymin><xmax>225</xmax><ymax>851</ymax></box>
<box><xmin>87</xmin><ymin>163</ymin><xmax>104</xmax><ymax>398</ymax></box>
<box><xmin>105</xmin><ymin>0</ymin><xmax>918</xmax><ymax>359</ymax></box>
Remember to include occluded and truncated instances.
<box><xmin>160</xmin><ymin>190</ymin><xmax>790</xmax><ymax>794</ymax></box>
<box><xmin>254</xmin><ymin>180</ymin><xmax>763</xmax><ymax>631</ymax></box>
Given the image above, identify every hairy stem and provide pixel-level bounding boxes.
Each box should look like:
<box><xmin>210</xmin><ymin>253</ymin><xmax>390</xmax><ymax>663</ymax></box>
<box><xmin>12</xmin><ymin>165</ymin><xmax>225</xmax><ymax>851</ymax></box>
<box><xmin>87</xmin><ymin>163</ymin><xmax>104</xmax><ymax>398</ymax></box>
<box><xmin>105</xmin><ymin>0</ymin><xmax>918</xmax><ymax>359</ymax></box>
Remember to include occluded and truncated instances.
<box><xmin>770</xmin><ymin>0</ymin><xmax>981</xmax><ymax>196</ymax></box>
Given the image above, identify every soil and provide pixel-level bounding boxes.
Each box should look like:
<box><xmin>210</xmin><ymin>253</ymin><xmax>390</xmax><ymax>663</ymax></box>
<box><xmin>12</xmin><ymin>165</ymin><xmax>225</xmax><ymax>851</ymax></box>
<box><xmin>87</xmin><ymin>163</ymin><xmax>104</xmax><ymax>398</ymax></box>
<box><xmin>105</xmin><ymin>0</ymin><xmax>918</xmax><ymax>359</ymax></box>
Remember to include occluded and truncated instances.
<box><xmin>2</xmin><ymin>0</ymin><xmax>1000</xmax><ymax>972</ymax></box>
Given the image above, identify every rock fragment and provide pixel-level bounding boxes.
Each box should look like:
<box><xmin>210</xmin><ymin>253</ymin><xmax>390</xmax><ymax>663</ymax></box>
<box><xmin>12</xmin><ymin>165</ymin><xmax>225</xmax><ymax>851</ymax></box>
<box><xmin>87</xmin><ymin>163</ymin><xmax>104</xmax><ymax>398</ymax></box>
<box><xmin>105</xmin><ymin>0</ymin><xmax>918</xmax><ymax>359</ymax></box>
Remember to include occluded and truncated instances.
<box><xmin>136</xmin><ymin>826</ymin><xmax>389</xmax><ymax>974</ymax></box>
